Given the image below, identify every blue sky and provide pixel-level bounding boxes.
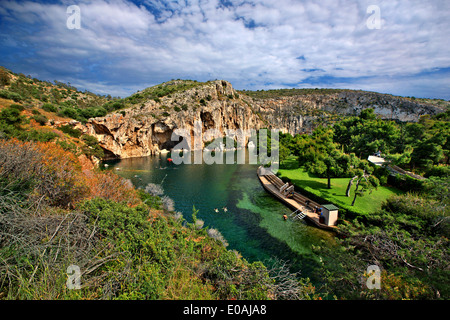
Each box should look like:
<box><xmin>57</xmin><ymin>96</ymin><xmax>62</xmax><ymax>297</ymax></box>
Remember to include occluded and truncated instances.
<box><xmin>0</xmin><ymin>0</ymin><xmax>449</xmax><ymax>99</ymax></box>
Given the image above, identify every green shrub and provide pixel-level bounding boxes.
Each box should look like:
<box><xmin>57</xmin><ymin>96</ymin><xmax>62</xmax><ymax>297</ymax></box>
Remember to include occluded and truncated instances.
<box><xmin>42</xmin><ymin>103</ymin><xmax>58</xmax><ymax>113</ymax></box>
<box><xmin>0</xmin><ymin>68</ymin><xmax>10</xmax><ymax>86</ymax></box>
<box><xmin>9</xmin><ymin>104</ymin><xmax>25</xmax><ymax>111</ymax></box>
<box><xmin>58</xmin><ymin>107</ymin><xmax>79</xmax><ymax>119</ymax></box>
<box><xmin>424</xmin><ymin>165</ymin><xmax>450</xmax><ymax>178</ymax></box>
<box><xmin>387</xmin><ymin>174</ymin><xmax>425</xmax><ymax>193</ymax></box>
<box><xmin>32</xmin><ymin>114</ymin><xmax>48</xmax><ymax>126</ymax></box>
<box><xmin>81</xmin><ymin>134</ymin><xmax>104</xmax><ymax>159</ymax></box>
<box><xmin>0</xmin><ymin>90</ymin><xmax>23</xmax><ymax>102</ymax></box>
<box><xmin>0</xmin><ymin>106</ymin><xmax>25</xmax><ymax>126</ymax></box>
<box><xmin>105</xmin><ymin>101</ymin><xmax>124</xmax><ymax>112</ymax></box>
<box><xmin>58</xmin><ymin>125</ymin><xmax>82</xmax><ymax>138</ymax></box>
<box><xmin>21</xmin><ymin>129</ymin><xmax>58</xmax><ymax>142</ymax></box>
<box><xmin>57</xmin><ymin>140</ymin><xmax>78</xmax><ymax>154</ymax></box>
<box><xmin>78</xmin><ymin>107</ymin><xmax>107</xmax><ymax>119</ymax></box>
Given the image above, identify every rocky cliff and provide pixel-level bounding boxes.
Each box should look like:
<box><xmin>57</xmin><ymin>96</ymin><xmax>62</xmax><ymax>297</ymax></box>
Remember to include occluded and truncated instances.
<box><xmin>249</xmin><ymin>89</ymin><xmax>444</xmax><ymax>136</ymax></box>
<box><xmin>82</xmin><ymin>80</ymin><xmax>264</xmax><ymax>159</ymax></box>
<box><xmin>81</xmin><ymin>80</ymin><xmax>444</xmax><ymax>160</ymax></box>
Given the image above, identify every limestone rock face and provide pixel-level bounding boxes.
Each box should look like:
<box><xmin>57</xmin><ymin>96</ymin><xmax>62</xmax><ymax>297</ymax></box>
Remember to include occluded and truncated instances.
<box><xmin>250</xmin><ymin>90</ymin><xmax>444</xmax><ymax>136</ymax></box>
<box><xmin>81</xmin><ymin>80</ymin><xmax>444</xmax><ymax>160</ymax></box>
<box><xmin>83</xmin><ymin>80</ymin><xmax>264</xmax><ymax>159</ymax></box>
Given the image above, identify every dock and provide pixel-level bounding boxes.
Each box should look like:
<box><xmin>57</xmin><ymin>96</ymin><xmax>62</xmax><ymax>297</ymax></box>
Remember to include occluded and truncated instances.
<box><xmin>257</xmin><ymin>166</ymin><xmax>338</xmax><ymax>231</ymax></box>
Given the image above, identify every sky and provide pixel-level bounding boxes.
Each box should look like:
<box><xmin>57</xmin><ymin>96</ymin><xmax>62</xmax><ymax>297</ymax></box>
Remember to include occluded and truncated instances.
<box><xmin>0</xmin><ymin>0</ymin><xmax>449</xmax><ymax>99</ymax></box>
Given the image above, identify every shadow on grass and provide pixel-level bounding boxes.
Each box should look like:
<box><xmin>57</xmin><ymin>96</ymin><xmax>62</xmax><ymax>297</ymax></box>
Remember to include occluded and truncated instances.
<box><xmin>288</xmin><ymin>178</ymin><xmax>328</xmax><ymax>191</ymax></box>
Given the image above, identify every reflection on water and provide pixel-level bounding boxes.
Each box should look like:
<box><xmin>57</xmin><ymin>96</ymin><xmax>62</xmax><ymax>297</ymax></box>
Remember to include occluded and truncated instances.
<box><xmin>103</xmin><ymin>150</ymin><xmax>335</xmax><ymax>284</ymax></box>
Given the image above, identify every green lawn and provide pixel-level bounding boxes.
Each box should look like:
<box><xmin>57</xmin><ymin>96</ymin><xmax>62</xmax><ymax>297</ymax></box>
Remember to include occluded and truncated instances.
<box><xmin>277</xmin><ymin>157</ymin><xmax>403</xmax><ymax>216</ymax></box>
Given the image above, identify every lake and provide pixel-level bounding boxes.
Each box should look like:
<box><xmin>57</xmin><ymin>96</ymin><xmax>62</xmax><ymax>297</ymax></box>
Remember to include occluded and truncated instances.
<box><xmin>102</xmin><ymin>150</ymin><xmax>336</xmax><ymax>284</ymax></box>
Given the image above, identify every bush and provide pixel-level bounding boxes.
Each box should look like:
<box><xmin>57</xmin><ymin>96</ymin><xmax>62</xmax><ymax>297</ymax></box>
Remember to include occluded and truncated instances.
<box><xmin>144</xmin><ymin>183</ymin><xmax>164</xmax><ymax>196</ymax></box>
<box><xmin>21</xmin><ymin>129</ymin><xmax>58</xmax><ymax>142</ymax></box>
<box><xmin>9</xmin><ymin>104</ymin><xmax>25</xmax><ymax>111</ymax></box>
<box><xmin>0</xmin><ymin>106</ymin><xmax>25</xmax><ymax>126</ymax></box>
<box><xmin>0</xmin><ymin>68</ymin><xmax>10</xmax><ymax>86</ymax></box>
<box><xmin>207</xmin><ymin>228</ymin><xmax>228</xmax><ymax>247</ymax></box>
<box><xmin>424</xmin><ymin>165</ymin><xmax>450</xmax><ymax>178</ymax></box>
<box><xmin>78</xmin><ymin>107</ymin><xmax>107</xmax><ymax>119</ymax></box>
<box><xmin>80</xmin><ymin>134</ymin><xmax>105</xmax><ymax>159</ymax></box>
<box><xmin>161</xmin><ymin>195</ymin><xmax>175</xmax><ymax>211</ymax></box>
<box><xmin>57</xmin><ymin>140</ymin><xmax>78</xmax><ymax>154</ymax></box>
<box><xmin>58</xmin><ymin>107</ymin><xmax>79</xmax><ymax>119</ymax></box>
<box><xmin>32</xmin><ymin>114</ymin><xmax>48</xmax><ymax>126</ymax></box>
<box><xmin>373</xmin><ymin>165</ymin><xmax>390</xmax><ymax>185</ymax></box>
<box><xmin>83</xmin><ymin>170</ymin><xmax>141</xmax><ymax>206</ymax></box>
<box><xmin>111</xmin><ymin>101</ymin><xmax>124</xmax><ymax>110</ymax></box>
<box><xmin>0</xmin><ymin>139</ymin><xmax>88</xmax><ymax>207</ymax></box>
<box><xmin>58</xmin><ymin>125</ymin><xmax>82</xmax><ymax>138</ymax></box>
<box><xmin>387</xmin><ymin>174</ymin><xmax>425</xmax><ymax>193</ymax></box>
<box><xmin>42</xmin><ymin>103</ymin><xmax>58</xmax><ymax>113</ymax></box>
<box><xmin>0</xmin><ymin>90</ymin><xmax>23</xmax><ymax>102</ymax></box>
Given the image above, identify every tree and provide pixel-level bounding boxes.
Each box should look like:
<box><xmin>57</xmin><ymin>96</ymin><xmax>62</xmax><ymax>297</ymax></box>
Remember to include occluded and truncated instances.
<box><xmin>333</xmin><ymin>108</ymin><xmax>401</xmax><ymax>158</ymax></box>
<box><xmin>0</xmin><ymin>106</ymin><xmax>25</xmax><ymax>126</ymax></box>
<box><xmin>384</xmin><ymin>146</ymin><xmax>413</xmax><ymax>168</ymax></box>
<box><xmin>296</xmin><ymin>126</ymin><xmax>345</xmax><ymax>189</ymax></box>
<box><xmin>350</xmin><ymin>173</ymin><xmax>379</xmax><ymax>206</ymax></box>
<box><xmin>0</xmin><ymin>67</ymin><xmax>10</xmax><ymax>86</ymax></box>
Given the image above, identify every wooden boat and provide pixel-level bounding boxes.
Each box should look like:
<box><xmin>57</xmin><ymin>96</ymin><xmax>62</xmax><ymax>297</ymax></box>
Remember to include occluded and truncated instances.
<box><xmin>257</xmin><ymin>166</ymin><xmax>338</xmax><ymax>231</ymax></box>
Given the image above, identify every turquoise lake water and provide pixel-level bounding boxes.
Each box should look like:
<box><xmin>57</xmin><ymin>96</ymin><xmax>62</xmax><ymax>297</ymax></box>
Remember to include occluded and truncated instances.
<box><xmin>103</xmin><ymin>150</ymin><xmax>335</xmax><ymax>283</ymax></box>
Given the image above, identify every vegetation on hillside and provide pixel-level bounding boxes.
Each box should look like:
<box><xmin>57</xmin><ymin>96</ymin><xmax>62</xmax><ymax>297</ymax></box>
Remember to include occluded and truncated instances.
<box><xmin>0</xmin><ymin>139</ymin><xmax>318</xmax><ymax>300</ymax></box>
<box><xmin>1</xmin><ymin>65</ymin><xmax>448</xmax><ymax>300</ymax></box>
<box><xmin>0</xmin><ymin>66</ymin><xmax>115</xmax><ymax>124</ymax></box>
<box><xmin>0</xmin><ymin>68</ymin><xmax>320</xmax><ymax>300</ymax></box>
<box><xmin>239</xmin><ymin>88</ymin><xmax>348</xmax><ymax>99</ymax></box>
<box><xmin>277</xmin><ymin>107</ymin><xmax>449</xmax><ymax>299</ymax></box>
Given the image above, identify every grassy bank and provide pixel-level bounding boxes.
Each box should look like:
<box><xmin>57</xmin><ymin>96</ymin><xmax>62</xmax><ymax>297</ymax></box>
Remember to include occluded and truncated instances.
<box><xmin>277</xmin><ymin>157</ymin><xmax>403</xmax><ymax>217</ymax></box>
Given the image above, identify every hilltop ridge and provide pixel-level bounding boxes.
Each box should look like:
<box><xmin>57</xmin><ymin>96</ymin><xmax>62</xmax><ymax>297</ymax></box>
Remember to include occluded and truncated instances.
<box><xmin>0</xmin><ymin>66</ymin><xmax>447</xmax><ymax>160</ymax></box>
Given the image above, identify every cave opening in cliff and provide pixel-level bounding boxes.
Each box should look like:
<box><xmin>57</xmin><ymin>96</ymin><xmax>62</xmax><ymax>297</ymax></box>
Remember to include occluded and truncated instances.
<box><xmin>160</xmin><ymin>132</ymin><xmax>187</xmax><ymax>151</ymax></box>
<box><xmin>100</xmin><ymin>147</ymin><xmax>119</xmax><ymax>160</ymax></box>
<box><xmin>200</xmin><ymin>111</ymin><xmax>215</xmax><ymax>131</ymax></box>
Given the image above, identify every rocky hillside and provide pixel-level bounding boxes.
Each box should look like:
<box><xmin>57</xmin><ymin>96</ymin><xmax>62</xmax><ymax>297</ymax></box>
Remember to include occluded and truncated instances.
<box><xmin>82</xmin><ymin>81</ymin><xmax>445</xmax><ymax>159</ymax></box>
<box><xmin>0</xmin><ymin>66</ymin><xmax>446</xmax><ymax>160</ymax></box>
<box><xmin>246</xmin><ymin>88</ymin><xmax>447</xmax><ymax>136</ymax></box>
<box><xmin>82</xmin><ymin>80</ymin><xmax>264</xmax><ymax>159</ymax></box>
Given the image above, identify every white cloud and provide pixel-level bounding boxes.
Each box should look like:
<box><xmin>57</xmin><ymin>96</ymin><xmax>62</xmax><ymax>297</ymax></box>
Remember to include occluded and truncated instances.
<box><xmin>0</xmin><ymin>0</ymin><xmax>449</xmax><ymax>98</ymax></box>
